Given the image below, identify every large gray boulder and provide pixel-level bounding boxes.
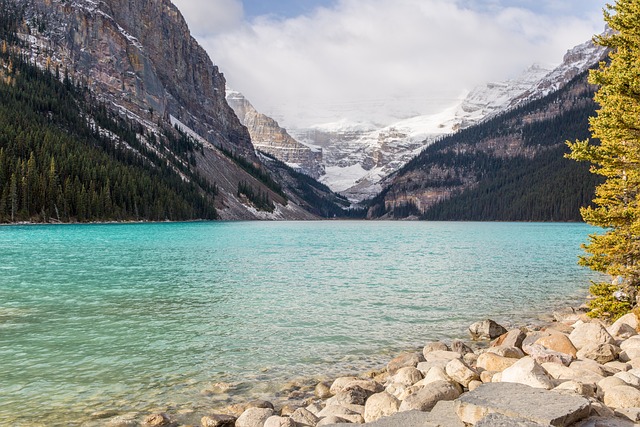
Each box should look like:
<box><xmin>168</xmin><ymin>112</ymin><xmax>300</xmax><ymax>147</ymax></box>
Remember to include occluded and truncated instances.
<box><xmin>454</xmin><ymin>382</ymin><xmax>591</xmax><ymax>426</ymax></box>
<box><xmin>572</xmin><ymin>416</ymin><xmax>636</xmax><ymax>426</ymax></box>
<box><xmin>321</xmin><ymin>410</ymin><xmax>432</xmax><ymax>427</ymax></box>
<box><xmin>425</xmin><ymin>400</ymin><xmax>466</xmax><ymax>427</ymax></box>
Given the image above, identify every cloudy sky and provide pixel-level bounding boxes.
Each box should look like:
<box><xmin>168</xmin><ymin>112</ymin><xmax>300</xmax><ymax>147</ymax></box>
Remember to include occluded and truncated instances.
<box><xmin>172</xmin><ymin>0</ymin><xmax>607</xmax><ymax>128</ymax></box>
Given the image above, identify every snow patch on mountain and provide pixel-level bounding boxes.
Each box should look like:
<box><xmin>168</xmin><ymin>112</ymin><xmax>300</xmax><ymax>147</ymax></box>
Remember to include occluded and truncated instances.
<box><xmin>295</xmin><ymin>34</ymin><xmax>608</xmax><ymax>201</ymax></box>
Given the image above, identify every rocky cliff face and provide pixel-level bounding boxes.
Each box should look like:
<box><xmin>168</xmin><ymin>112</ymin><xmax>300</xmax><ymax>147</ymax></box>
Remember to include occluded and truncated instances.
<box><xmin>18</xmin><ymin>0</ymin><xmax>252</xmax><ymax>156</ymax></box>
<box><xmin>226</xmin><ymin>90</ymin><xmax>324</xmax><ymax>178</ymax></box>
<box><xmin>11</xmin><ymin>0</ymin><xmax>342</xmax><ymax>219</ymax></box>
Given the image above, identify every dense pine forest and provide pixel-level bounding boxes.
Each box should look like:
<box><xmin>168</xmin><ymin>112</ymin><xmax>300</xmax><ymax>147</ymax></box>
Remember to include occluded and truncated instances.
<box><xmin>0</xmin><ymin>7</ymin><xmax>219</xmax><ymax>223</ymax></box>
<box><xmin>368</xmin><ymin>69</ymin><xmax>602</xmax><ymax>221</ymax></box>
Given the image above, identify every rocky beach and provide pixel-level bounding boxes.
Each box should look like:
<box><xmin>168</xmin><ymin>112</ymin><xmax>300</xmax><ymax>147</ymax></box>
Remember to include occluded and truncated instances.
<box><xmin>101</xmin><ymin>306</ymin><xmax>640</xmax><ymax>427</ymax></box>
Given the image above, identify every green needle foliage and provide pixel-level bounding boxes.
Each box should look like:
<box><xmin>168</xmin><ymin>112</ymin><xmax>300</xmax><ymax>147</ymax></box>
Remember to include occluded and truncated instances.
<box><xmin>567</xmin><ymin>0</ymin><xmax>640</xmax><ymax>321</ymax></box>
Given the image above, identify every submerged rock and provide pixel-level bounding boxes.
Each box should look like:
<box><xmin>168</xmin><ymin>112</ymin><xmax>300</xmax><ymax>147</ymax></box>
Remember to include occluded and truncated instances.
<box><xmin>142</xmin><ymin>413</ymin><xmax>171</xmax><ymax>427</ymax></box>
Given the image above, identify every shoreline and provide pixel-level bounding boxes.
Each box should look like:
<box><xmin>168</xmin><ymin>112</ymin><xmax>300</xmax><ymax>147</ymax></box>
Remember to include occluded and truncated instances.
<box><xmin>88</xmin><ymin>299</ymin><xmax>640</xmax><ymax>427</ymax></box>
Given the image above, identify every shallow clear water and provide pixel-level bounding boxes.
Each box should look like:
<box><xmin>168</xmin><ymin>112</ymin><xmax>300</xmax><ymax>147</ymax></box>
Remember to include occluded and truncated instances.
<box><xmin>0</xmin><ymin>221</ymin><xmax>597</xmax><ymax>425</ymax></box>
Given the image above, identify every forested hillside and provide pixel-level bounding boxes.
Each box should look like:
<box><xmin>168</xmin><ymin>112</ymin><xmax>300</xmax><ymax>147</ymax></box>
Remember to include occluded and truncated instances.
<box><xmin>368</xmin><ymin>68</ymin><xmax>602</xmax><ymax>221</ymax></box>
<box><xmin>0</xmin><ymin>8</ymin><xmax>219</xmax><ymax>222</ymax></box>
<box><xmin>0</xmin><ymin>1</ymin><xmax>362</xmax><ymax>223</ymax></box>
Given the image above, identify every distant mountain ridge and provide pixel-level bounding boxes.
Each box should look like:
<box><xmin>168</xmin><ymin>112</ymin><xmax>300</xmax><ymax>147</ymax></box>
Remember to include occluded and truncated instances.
<box><xmin>367</xmin><ymin>65</ymin><xmax>603</xmax><ymax>221</ymax></box>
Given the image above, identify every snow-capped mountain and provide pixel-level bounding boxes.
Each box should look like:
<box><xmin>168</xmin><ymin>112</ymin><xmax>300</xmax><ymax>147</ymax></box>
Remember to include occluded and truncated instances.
<box><xmin>284</xmin><ymin>33</ymin><xmax>608</xmax><ymax>202</ymax></box>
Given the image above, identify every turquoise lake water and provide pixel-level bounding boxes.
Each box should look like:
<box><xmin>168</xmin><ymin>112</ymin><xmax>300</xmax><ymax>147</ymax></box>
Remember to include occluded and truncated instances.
<box><xmin>0</xmin><ymin>221</ymin><xmax>598</xmax><ymax>425</ymax></box>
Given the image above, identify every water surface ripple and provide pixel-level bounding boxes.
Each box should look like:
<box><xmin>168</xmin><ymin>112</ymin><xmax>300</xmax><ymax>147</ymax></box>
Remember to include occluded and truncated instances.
<box><xmin>0</xmin><ymin>221</ymin><xmax>597</xmax><ymax>425</ymax></box>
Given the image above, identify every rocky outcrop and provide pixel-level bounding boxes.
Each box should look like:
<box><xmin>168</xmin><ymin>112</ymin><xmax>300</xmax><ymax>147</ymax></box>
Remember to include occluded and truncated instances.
<box><xmin>226</xmin><ymin>91</ymin><xmax>324</xmax><ymax>178</ymax></box>
<box><xmin>18</xmin><ymin>0</ymin><xmax>252</xmax><ymax>156</ymax></box>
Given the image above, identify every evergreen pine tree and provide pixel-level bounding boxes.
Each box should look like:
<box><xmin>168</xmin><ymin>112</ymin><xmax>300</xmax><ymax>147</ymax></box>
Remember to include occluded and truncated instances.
<box><xmin>567</xmin><ymin>0</ymin><xmax>640</xmax><ymax>320</ymax></box>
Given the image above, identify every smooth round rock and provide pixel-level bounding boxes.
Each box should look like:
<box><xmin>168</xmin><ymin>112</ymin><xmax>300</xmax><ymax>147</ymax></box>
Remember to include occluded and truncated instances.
<box><xmin>363</xmin><ymin>391</ymin><xmax>400</xmax><ymax>423</ymax></box>
<box><xmin>500</xmin><ymin>356</ymin><xmax>554</xmax><ymax>390</ymax></box>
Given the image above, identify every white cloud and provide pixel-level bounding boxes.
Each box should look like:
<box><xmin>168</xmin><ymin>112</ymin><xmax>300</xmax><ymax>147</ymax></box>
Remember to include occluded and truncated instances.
<box><xmin>172</xmin><ymin>0</ymin><xmax>244</xmax><ymax>37</ymax></box>
<box><xmin>179</xmin><ymin>0</ymin><xmax>606</xmax><ymax>128</ymax></box>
